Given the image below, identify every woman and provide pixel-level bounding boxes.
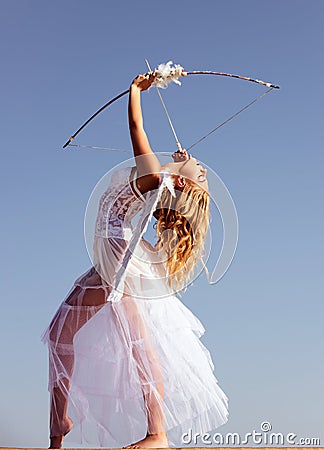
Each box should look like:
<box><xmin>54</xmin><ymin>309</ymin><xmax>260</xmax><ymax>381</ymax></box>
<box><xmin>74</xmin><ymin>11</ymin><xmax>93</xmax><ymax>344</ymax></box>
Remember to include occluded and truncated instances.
<box><xmin>42</xmin><ymin>72</ymin><xmax>229</xmax><ymax>449</ymax></box>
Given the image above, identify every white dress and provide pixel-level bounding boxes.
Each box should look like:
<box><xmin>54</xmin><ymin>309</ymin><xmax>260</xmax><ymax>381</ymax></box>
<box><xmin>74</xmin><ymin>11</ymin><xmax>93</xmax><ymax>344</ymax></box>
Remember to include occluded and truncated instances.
<box><xmin>41</xmin><ymin>165</ymin><xmax>229</xmax><ymax>447</ymax></box>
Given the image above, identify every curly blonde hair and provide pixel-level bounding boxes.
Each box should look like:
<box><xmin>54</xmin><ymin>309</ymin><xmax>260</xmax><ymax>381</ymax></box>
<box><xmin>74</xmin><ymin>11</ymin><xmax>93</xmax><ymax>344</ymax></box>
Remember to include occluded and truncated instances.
<box><xmin>154</xmin><ymin>176</ymin><xmax>210</xmax><ymax>295</ymax></box>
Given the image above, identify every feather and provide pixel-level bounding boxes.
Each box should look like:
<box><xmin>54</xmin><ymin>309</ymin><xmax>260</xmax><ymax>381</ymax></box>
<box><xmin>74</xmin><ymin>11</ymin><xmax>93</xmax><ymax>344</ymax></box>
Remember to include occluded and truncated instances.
<box><xmin>151</xmin><ymin>61</ymin><xmax>185</xmax><ymax>89</ymax></box>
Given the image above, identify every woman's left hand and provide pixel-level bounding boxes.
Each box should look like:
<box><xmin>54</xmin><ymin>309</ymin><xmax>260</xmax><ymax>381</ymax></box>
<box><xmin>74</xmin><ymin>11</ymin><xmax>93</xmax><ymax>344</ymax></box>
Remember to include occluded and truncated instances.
<box><xmin>131</xmin><ymin>72</ymin><xmax>157</xmax><ymax>91</ymax></box>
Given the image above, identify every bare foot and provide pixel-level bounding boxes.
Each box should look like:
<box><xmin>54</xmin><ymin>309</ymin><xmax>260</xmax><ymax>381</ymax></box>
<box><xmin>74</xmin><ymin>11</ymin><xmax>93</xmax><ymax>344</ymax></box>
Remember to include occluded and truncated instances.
<box><xmin>49</xmin><ymin>435</ymin><xmax>63</xmax><ymax>449</ymax></box>
<box><xmin>49</xmin><ymin>417</ymin><xmax>73</xmax><ymax>449</ymax></box>
<box><xmin>123</xmin><ymin>432</ymin><xmax>169</xmax><ymax>449</ymax></box>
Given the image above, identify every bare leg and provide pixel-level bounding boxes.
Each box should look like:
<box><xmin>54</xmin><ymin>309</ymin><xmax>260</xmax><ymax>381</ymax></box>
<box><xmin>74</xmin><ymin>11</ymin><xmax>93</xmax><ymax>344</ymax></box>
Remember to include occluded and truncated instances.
<box><xmin>119</xmin><ymin>298</ymin><xmax>169</xmax><ymax>448</ymax></box>
<box><xmin>48</xmin><ymin>284</ymin><xmax>106</xmax><ymax>448</ymax></box>
<box><xmin>123</xmin><ymin>351</ymin><xmax>169</xmax><ymax>448</ymax></box>
<box><xmin>48</xmin><ymin>272</ymin><xmax>168</xmax><ymax>448</ymax></box>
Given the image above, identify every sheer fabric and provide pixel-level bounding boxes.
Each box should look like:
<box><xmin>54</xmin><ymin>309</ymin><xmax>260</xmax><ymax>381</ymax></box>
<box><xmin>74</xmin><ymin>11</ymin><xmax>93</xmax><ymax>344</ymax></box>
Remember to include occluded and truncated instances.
<box><xmin>41</xmin><ymin>165</ymin><xmax>229</xmax><ymax>446</ymax></box>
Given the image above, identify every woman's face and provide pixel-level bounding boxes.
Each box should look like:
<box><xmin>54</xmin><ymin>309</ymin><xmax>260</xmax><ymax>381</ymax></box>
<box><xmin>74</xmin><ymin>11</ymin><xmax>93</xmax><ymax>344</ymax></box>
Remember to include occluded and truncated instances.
<box><xmin>161</xmin><ymin>154</ymin><xmax>208</xmax><ymax>192</ymax></box>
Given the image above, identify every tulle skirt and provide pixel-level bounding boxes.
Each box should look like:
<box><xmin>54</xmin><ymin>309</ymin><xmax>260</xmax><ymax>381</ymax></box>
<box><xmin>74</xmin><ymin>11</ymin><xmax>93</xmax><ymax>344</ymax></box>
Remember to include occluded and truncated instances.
<box><xmin>41</xmin><ymin>239</ymin><xmax>229</xmax><ymax>447</ymax></box>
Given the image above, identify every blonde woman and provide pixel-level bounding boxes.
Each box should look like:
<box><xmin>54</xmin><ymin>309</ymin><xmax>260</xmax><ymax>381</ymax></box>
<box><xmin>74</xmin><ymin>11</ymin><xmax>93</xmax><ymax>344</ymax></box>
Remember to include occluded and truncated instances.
<box><xmin>42</xmin><ymin>72</ymin><xmax>229</xmax><ymax>449</ymax></box>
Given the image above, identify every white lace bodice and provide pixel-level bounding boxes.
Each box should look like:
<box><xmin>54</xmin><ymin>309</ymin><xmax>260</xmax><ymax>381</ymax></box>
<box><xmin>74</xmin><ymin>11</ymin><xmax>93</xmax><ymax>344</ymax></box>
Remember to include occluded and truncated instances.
<box><xmin>94</xmin><ymin>167</ymin><xmax>145</xmax><ymax>241</ymax></box>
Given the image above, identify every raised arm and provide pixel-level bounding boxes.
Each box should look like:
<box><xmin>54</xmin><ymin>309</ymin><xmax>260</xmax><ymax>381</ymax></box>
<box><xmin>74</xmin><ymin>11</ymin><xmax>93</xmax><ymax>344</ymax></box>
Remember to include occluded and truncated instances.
<box><xmin>128</xmin><ymin>73</ymin><xmax>162</xmax><ymax>194</ymax></box>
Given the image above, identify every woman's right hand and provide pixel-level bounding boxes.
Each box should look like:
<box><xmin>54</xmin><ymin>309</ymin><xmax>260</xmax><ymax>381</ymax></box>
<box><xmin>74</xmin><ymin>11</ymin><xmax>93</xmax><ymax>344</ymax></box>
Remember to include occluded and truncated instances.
<box><xmin>131</xmin><ymin>72</ymin><xmax>157</xmax><ymax>91</ymax></box>
<box><xmin>172</xmin><ymin>148</ymin><xmax>189</xmax><ymax>162</ymax></box>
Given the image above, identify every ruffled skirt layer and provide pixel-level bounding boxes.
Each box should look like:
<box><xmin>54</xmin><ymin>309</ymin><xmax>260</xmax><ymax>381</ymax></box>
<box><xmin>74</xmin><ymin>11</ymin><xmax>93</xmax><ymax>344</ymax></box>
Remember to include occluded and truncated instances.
<box><xmin>41</xmin><ymin>239</ymin><xmax>229</xmax><ymax>447</ymax></box>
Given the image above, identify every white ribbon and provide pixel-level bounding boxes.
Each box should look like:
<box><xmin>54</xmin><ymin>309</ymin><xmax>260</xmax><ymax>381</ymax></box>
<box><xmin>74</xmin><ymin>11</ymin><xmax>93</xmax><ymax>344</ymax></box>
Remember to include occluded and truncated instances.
<box><xmin>160</xmin><ymin>170</ymin><xmax>176</xmax><ymax>197</ymax></box>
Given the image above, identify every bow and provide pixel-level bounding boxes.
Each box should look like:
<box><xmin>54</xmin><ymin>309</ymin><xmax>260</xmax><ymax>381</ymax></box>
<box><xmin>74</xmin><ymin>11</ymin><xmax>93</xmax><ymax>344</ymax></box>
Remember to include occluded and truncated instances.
<box><xmin>63</xmin><ymin>61</ymin><xmax>279</xmax><ymax>149</ymax></box>
<box><xmin>185</xmin><ymin>71</ymin><xmax>279</xmax><ymax>88</ymax></box>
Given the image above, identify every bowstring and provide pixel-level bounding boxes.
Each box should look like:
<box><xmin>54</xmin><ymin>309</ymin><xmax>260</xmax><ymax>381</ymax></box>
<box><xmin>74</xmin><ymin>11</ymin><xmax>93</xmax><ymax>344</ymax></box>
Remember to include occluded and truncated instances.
<box><xmin>68</xmin><ymin>144</ymin><xmax>132</xmax><ymax>153</ymax></box>
<box><xmin>186</xmin><ymin>87</ymin><xmax>274</xmax><ymax>151</ymax></box>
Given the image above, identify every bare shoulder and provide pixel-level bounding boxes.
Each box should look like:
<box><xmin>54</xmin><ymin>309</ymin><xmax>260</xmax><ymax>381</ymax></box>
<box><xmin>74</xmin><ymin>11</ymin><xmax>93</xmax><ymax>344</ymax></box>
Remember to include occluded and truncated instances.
<box><xmin>130</xmin><ymin>167</ymin><xmax>161</xmax><ymax>196</ymax></box>
<box><xmin>136</xmin><ymin>174</ymin><xmax>161</xmax><ymax>194</ymax></box>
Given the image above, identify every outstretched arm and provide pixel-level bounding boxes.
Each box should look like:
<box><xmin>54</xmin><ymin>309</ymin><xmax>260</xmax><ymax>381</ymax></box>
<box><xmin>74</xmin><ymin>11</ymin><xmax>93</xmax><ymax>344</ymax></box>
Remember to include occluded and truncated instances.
<box><xmin>128</xmin><ymin>73</ymin><xmax>162</xmax><ymax>194</ymax></box>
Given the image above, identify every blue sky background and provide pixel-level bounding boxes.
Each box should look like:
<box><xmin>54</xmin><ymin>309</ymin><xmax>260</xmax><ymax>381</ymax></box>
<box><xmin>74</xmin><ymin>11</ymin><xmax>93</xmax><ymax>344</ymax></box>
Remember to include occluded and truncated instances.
<box><xmin>0</xmin><ymin>0</ymin><xmax>323</xmax><ymax>447</ymax></box>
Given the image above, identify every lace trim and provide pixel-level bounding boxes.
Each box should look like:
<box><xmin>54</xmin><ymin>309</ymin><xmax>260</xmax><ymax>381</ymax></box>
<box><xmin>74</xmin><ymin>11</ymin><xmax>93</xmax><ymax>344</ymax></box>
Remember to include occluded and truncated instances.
<box><xmin>94</xmin><ymin>167</ymin><xmax>144</xmax><ymax>239</ymax></box>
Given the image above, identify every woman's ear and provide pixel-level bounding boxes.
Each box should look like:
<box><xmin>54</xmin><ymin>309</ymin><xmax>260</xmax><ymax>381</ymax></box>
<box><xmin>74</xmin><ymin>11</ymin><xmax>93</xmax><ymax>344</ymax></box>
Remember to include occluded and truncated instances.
<box><xmin>174</xmin><ymin>175</ymin><xmax>186</xmax><ymax>189</ymax></box>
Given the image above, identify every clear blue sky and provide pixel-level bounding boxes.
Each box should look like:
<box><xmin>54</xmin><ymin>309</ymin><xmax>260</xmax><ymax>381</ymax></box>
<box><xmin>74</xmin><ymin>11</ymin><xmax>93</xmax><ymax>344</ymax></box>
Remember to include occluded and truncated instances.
<box><xmin>1</xmin><ymin>0</ymin><xmax>323</xmax><ymax>447</ymax></box>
